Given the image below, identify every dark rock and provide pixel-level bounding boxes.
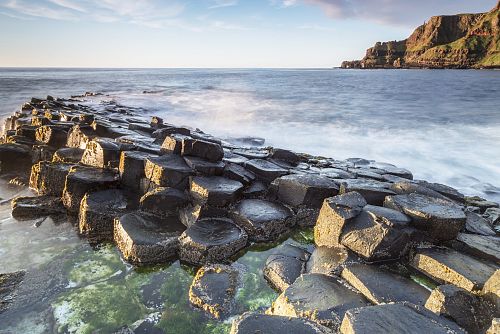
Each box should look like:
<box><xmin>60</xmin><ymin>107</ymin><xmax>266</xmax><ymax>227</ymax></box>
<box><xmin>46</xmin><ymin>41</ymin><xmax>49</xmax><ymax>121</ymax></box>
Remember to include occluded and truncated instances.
<box><xmin>144</xmin><ymin>154</ymin><xmax>193</xmax><ymax>189</ymax></box>
<box><xmin>465</xmin><ymin>196</ymin><xmax>499</xmax><ymax>213</ymax></box>
<box><xmin>411</xmin><ymin>247</ymin><xmax>497</xmax><ymax>292</ymax></box>
<box><xmin>272</xmin><ymin>174</ymin><xmax>339</xmax><ymax>208</ymax></box>
<box><xmin>341</xmin><ymin>264</ymin><xmax>431</xmax><ymax>305</ymax></box>
<box><xmin>451</xmin><ymin>233</ymin><xmax>500</xmax><ymax>264</ymax></box>
<box><xmin>223</xmin><ymin>163</ymin><xmax>255</xmax><ymax>185</ymax></box>
<box><xmin>29</xmin><ymin>162</ymin><xmax>72</xmax><ymax>196</ymax></box>
<box><xmin>233</xmin><ymin>148</ymin><xmax>269</xmax><ymax>160</ymax></box>
<box><xmin>416</xmin><ymin>181</ymin><xmax>465</xmax><ymax>203</ymax></box>
<box><xmin>384</xmin><ymin>193</ymin><xmax>466</xmax><ymax>241</ymax></box>
<box><xmin>114</xmin><ymin>212</ymin><xmax>185</xmax><ymax>264</ymax></box>
<box><xmin>62</xmin><ymin>166</ymin><xmax>120</xmax><ymax>213</ymax></box>
<box><xmin>230</xmin><ymin>312</ymin><xmax>333</xmax><ymax>334</ymax></box>
<box><xmin>79</xmin><ymin>189</ymin><xmax>129</xmax><ymax>242</ymax></box>
<box><xmin>340</xmin><ymin>302</ymin><xmax>466</xmax><ymax>334</ymax></box>
<box><xmin>181</xmin><ymin>138</ymin><xmax>224</xmax><ymax>162</ymax></box>
<box><xmin>231</xmin><ymin>199</ymin><xmax>294</xmax><ymax>242</ymax></box>
<box><xmin>390</xmin><ymin>181</ymin><xmax>452</xmax><ymax>201</ymax></box>
<box><xmin>271</xmin><ymin>148</ymin><xmax>300</xmax><ymax>165</ymax></box>
<box><xmin>242</xmin><ymin>181</ymin><xmax>267</xmax><ymax>198</ymax></box>
<box><xmin>487</xmin><ymin>319</ymin><xmax>500</xmax><ymax>334</ymax></box>
<box><xmin>52</xmin><ymin>147</ymin><xmax>84</xmax><ymax>163</ymax></box>
<box><xmin>140</xmin><ymin>187</ymin><xmax>189</xmax><ymax>217</ymax></box>
<box><xmin>11</xmin><ymin>195</ymin><xmax>65</xmax><ymax>220</ymax></box>
<box><xmin>0</xmin><ymin>143</ymin><xmax>33</xmax><ymax>174</ymax></box>
<box><xmin>179</xmin><ymin>204</ymin><xmax>228</xmax><ymax>227</ymax></box>
<box><xmin>32</xmin><ymin>144</ymin><xmax>56</xmax><ymax>163</ymax></box>
<box><xmin>223</xmin><ymin>151</ymin><xmax>249</xmax><ymax>165</ymax></box>
<box><xmin>425</xmin><ymin>284</ymin><xmax>494</xmax><ymax>334</ymax></box>
<box><xmin>150</xmin><ymin>116</ymin><xmax>163</xmax><ymax>129</ymax></box>
<box><xmin>190</xmin><ymin>176</ymin><xmax>243</xmax><ymax>207</ymax></box>
<box><xmin>482</xmin><ymin>270</ymin><xmax>500</xmax><ymax>316</ymax></box>
<box><xmin>179</xmin><ymin>218</ymin><xmax>248</xmax><ymax>265</ymax></box>
<box><xmin>184</xmin><ymin>156</ymin><xmax>225</xmax><ymax>176</ymax></box>
<box><xmin>160</xmin><ymin>134</ymin><xmax>190</xmax><ymax>155</ymax></box>
<box><xmin>306</xmin><ymin>246</ymin><xmax>356</xmax><ymax>276</ymax></box>
<box><xmin>189</xmin><ymin>264</ymin><xmax>239</xmax><ymax>319</ymax></box>
<box><xmin>81</xmin><ymin>138</ymin><xmax>122</xmax><ymax>169</ymax></box>
<box><xmin>484</xmin><ymin>207</ymin><xmax>500</xmax><ymax>227</ymax></box>
<box><xmin>338</xmin><ymin>179</ymin><xmax>395</xmax><ymax>206</ymax></box>
<box><xmin>270</xmin><ymin>273</ymin><xmax>369</xmax><ymax>330</ymax></box>
<box><xmin>152</xmin><ymin>126</ymin><xmax>191</xmax><ymax>144</ymax></box>
<box><xmin>119</xmin><ymin>151</ymin><xmax>153</xmax><ymax>191</ymax></box>
<box><xmin>465</xmin><ymin>211</ymin><xmax>497</xmax><ymax>236</ymax></box>
<box><xmin>264</xmin><ymin>245</ymin><xmax>310</xmax><ymax>292</ymax></box>
<box><xmin>0</xmin><ymin>271</ymin><xmax>25</xmax><ymax>314</ymax></box>
<box><xmin>244</xmin><ymin>159</ymin><xmax>288</xmax><ymax>183</ymax></box>
<box><xmin>320</xmin><ymin>168</ymin><xmax>354</xmax><ymax>179</ymax></box>
<box><xmin>67</xmin><ymin>125</ymin><xmax>97</xmax><ymax>149</ymax></box>
<box><xmin>35</xmin><ymin>125</ymin><xmax>68</xmax><ymax>148</ymax></box>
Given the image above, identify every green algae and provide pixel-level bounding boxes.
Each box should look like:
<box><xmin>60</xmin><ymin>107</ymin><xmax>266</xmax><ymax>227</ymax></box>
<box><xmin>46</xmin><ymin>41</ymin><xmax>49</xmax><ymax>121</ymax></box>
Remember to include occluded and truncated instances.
<box><xmin>290</xmin><ymin>227</ymin><xmax>315</xmax><ymax>245</ymax></box>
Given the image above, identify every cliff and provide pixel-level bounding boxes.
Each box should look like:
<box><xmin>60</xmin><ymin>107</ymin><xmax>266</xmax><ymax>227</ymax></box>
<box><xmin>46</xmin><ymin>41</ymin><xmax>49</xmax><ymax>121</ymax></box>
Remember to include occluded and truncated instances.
<box><xmin>342</xmin><ymin>1</ymin><xmax>500</xmax><ymax>69</ymax></box>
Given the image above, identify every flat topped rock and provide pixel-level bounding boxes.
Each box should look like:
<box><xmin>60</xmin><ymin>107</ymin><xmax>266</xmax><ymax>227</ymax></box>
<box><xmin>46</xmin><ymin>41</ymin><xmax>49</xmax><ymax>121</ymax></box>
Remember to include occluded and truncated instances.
<box><xmin>119</xmin><ymin>150</ymin><xmax>154</xmax><ymax>191</ymax></box>
<box><xmin>181</xmin><ymin>138</ymin><xmax>224</xmax><ymax>162</ymax></box>
<box><xmin>223</xmin><ymin>163</ymin><xmax>255</xmax><ymax>185</ymax></box>
<box><xmin>179</xmin><ymin>218</ymin><xmax>248</xmax><ymax>265</ymax></box>
<box><xmin>223</xmin><ymin>151</ymin><xmax>249</xmax><ymax>165</ymax></box>
<box><xmin>264</xmin><ymin>245</ymin><xmax>310</xmax><ymax>292</ymax></box>
<box><xmin>232</xmin><ymin>148</ymin><xmax>270</xmax><ymax>159</ymax></box>
<box><xmin>189</xmin><ymin>264</ymin><xmax>239</xmax><ymax>319</ymax></box>
<box><xmin>183</xmin><ymin>156</ymin><xmax>225</xmax><ymax>175</ymax></box>
<box><xmin>230</xmin><ymin>313</ymin><xmax>333</xmax><ymax>334</ymax></box>
<box><xmin>145</xmin><ymin>154</ymin><xmax>193</xmax><ymax>189</ymax></box>
<box><xmin>52</xmin><ymin>147</ymin><xmax>84</xmax><ymax>163</ymax></box>
<box><xmin>244</xmin><ymin>159</ymin><xmax>288</xmax><ymax>183</ymax></box>
<box><xmin>338</xmin><ymin>179</ymin><xmax>395</xmax><ymax>206</ymax></box>
<box><xmin>114</xmin><ymin>211</ymin><xmax>185</xmax><ymax>264</ymax></box>
<box><xmin>271</xmin><ymin>273</ymin><xmax>369</xmax><ymax>329</ymax></box>
<box><xmin>190</xmin><ymin>176</ymin><xmax>244</xmax><ymax>207</ymax></box>
<box><xmin>231</xmin><ymin>199</ymin><xmax>294</xmax><ymax>242</ymax></box>
<box><xmin>411</xmin><ymin>247</ymin><xmax>497</xmax><ymax>292</ymax></box>
<box><xmin>384</xmin><ymin>193</ymin><xmax>466</xmax><ymax>241</ymax></box>
<box><xmin>416</xmin><ymin>181</ymin><xmax>465</xmax><ymax>203</ymax></box>
<box><xmin>340</xmin><ymin>302</ymin><xmax>466</xmax><ymax>334</ymax></box>
<box><xmin>140</xmin><ymin>187</ymin><xmax>189</xmax><ymax>217</ymax></box>
<box><xmin>341</xmin><ymin>264</ymin><xmax>431</xmax><ymax>305</ymax></box>
<box><xmin>0</xmin><ymin>143</ymin><xmax>33</xmax><ymax>174</ymax></box>
<box><xmin>464</xmin><ymin>211</ymin><xmax>496</xmax><ymax>236</ymax></box>
<box><xmin>306</xmin><ymin>246</ymin><xmax>354</xmax><ymax>276</ymax></box>
<box><xmin>273</xmin><ymin>174</ymin><xmax>339</xmax><ymax>208</ymax></box>
<box><xmin>11</xmin><ymin>195</ymin><xmax>64</xmax><ymax>220</ymax></box>
<box><xmin>453</xmin><ymin>233</ymin><xmax>500</xmax><ymax>264</ymax></box>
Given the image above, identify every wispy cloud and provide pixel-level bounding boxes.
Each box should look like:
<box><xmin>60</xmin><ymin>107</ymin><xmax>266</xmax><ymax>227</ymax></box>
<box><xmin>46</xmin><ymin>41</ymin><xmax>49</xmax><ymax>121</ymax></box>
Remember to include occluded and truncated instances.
<box><xmin>47</xmin><ymin>0</ymin><xmax>86</xmax><ymax>13</ymax></box>
<box><xmin>209</xmin><ymin>0</ymin><xmax>238</xmax><ymax>9</ymax></box>
<box><xmin>3</xmin><ymin>0</ymin><xmax>78</xmax><ymax>20</ymax></box>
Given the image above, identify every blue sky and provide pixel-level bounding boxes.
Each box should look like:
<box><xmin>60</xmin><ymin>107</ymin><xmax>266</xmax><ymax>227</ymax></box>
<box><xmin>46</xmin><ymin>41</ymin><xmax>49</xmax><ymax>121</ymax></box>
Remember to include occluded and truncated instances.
<box><xmin>0</xmin><ymin>0</ymin><xmax>496</xmax><ymax>67</ymax></box>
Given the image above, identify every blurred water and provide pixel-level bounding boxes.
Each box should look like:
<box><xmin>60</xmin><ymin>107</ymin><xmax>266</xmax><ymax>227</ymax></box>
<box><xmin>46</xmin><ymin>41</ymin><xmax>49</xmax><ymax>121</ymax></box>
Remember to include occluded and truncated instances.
<box><xmin>1</xmin><ymin>68</ymin><xmax>499</xmax><ymax>200</ymax></box>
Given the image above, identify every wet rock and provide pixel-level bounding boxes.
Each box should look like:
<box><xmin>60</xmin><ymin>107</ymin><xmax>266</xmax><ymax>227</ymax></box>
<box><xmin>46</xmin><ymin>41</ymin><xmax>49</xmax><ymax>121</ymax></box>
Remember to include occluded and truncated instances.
<box><xmin>425</xmin><ymin>284</ymin><xmax>494</xmax><ymax>334</ymax></box>
<box><xmin>389</xmin><ymin>181</ymin><xmax>452</xmax><ymax>201</ymax></box>
<box><xmin>264</xmin><ymin>245</ymin><xmax>310</xmax><ymax>292</ymax></box>
<box><xmin>270</xmin><ymin>273</ymin><xmax>369</xmax><ymax>329</ymax></box>
<box><xmin>320</xmin><ymin>168</ymin><xmax>354</xmax><ymax>179</ymax></box>
<box><xmin>144</xmin><ymin>154</ymin><xmax>193</xmax><ymax>189</ymax></box>
<box><xmin>340</xmin><ymin>302</ymin><xmax>466</xmax><ymax>334</ymax></box>
<box><xmin>484</xmin><ymin>207</ymin><xmax>500</xmax><ymax>226</ymax></box>
<box><xmin>62</xmin><ymin>166</ymin><xmax>120</xmax><ymax>213</ymax></box>
<box><xmin>190</xmin><ymin>176</ymin><xmax>243</xmax><ymax>207</ymax></box>
<box><xmin>223</xmin><ymin>163</ymin><xmax>255</xmax><ymax>185</ymax></box>
<box><xmin>11</xmin><ymin>195</ymin><xmax>65</xmax><ymax>220</ymax></box>
<box><xmin>119</xmin><ymin>151</ymin><xmax>154</xmax><ymax>191</ymax></box>
<box><xmin>223</xmin><ymin>151</ymin><xmax>249</xmax><ymax>165</ymax></box>
<box><xmin>67</xmin><ymin>125</ymin><xmax>97</xmax><ymax>148</ymax></box>
<box><xmin>79</xmin><ymin>189</ymin><xmax>129</xmax><ymax>242</ymax></box>
<box><xmin>0</xmin><ymin>271</ymin><xmax>25</xmax><ymax>314</ymax></box>
<box><xmin>306</xmin><ymin>246</ymin><xmax>356</xmax><ymax>276</ymax></box>
<box><xmin>465</xmin><ymin>196</ymin><xmax>499</xmax><ymax>213</ymax></box>
<box><xmin>384</xmin><ymin>193</ymin><xmax>466</xmax><ymax>241</ymax></box>
<box><xmin>152</xmin><ymin>126</ymin><xmax>191</xmax><ymax>144</ymax></box>
<box><xmin>114</xmin><ymin>212</ymin><xmax>186</xmax><ymax>264</ymax></box>
<box><xmin>337</xmin><ymin>179</ymin><xmax>395</xmax><ymax>206</ymax></box>
<box><xmin>416</xmin><ymin>181</ymin><xmax>465</xmax><ymax>203</ymax></box>
<box><xmin>0</xmin><ymin>143</ymin><xmax>33</xmax><ymax>174</ymax></box>
<box><xmin>230</xmin><ymin>312</ymin><xmax>333</xmax><ymax>334</ymax></box>
<box><xmin>231</xmin><ymin>199</ymin><xmax>294</xmax><ymax>242</ymax></box>
<box><xmin>341</xmin><ymin>264</ymin><xmax>431</xmax><ymax>305</ymax></box>
<box><xmin>244</xmin><ymin>159</ymin><xmax>288</xmax><ymax>183</ymax></box>
<box><xmin>160</xmin><ymin>134</ymin><xmax>190</xmax><ymax>155</ymax></box>
<box><xmin>52</xmin><ymin>147</ymin><xmax>84</xmax><ymax>163</ymax></box>
<box><xmin>81</xmin><ymin>138</ymin><xmax>122</xmax><ymax>169</ymax></box>
<box><xmin>233</xmin><ymin>148</ymin><xmax>269</xmax><ymax>160</ymax></box>
<box><xmin>451</xmin><ymin>233</ymin><xmax>500</xmax><ymax>264</ymax></box>
<box><xmin>35</xmin><ymin>125</ymin><xmax>68</xmax><ymax>148</ymax></box>
<box><xmin>183</xmin><ymin>156</ymin><xmax>225</xmax><ymax>176</ymax></box>
<box><xmin>465</xmin><ymin>211</ymin><xmax>497</xmax><ymax>236</ymax></box>
<box><xmin>273</xmin><ymin>174</ymin><xmax>339</xmax><ymax>208</ymax></box>
<box><xmin>140</xmin><ymin>187</ymin><xmax>189</xmax><ymax>217</ymax></box>
<box><xmin>181</xmin><ymin>138</ymin><xmax>224</xmax><ymax>162</ymax></box>
<box><xmin>411</xmin><ymin>247</ymin><xmax>497</xmax><ymax>292</ymax></box>
<box><xmin>189</xmin><ymin>264</ymin><xmax>239</xmax><ymax>319</ymax></box>
<box><xmin>314</xmin><ymin>192</ymin><xmax>367</xmax><ymax>247</ymax></box>
<box><xmin>29</xmin><ymin>161</ymin><xmax>73</xmax><ymax>196</ymax></box>
<box><xmin>242</xmin><ymin>181</ymin><xmax>267</xmax><ymax>198</ymax></box>
<box><xmin>271</xmin><ymin>148</ymin><xmax>300</xmax><ymax>166</ymax></box>
<box><xmin>179</xmin><ymin>203</ymin><xmax>228</xmax><ymax>227</ymax></box>
<box><xmin>32</xmin><ymin>144</ymin><xmax>56</xmax><ymax>163</ymax></box>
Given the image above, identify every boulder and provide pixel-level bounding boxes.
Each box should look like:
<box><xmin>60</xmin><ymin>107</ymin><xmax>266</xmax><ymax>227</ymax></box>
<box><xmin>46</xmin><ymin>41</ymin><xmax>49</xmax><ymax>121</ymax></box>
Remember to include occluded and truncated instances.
<box><xmin>452</xmin><ymin>233</ymin><xmax>500</xmax><ymax>264</ymax></box>
<box><xmin>179</xmin><ymin>218</ymin><xmax>248</xmax><ymax>265</ymax></box>
<box><xmin>244</xmin><ymin>159</ymin><xmax>289</xmax><ymax>183</ymax></box>
<box><xmin>0</xmin><ymin>143</ymin><xmax>33</xmax><ymax>174</ymax></box>
<box><xmin>272</xmin><ymin>174</ymin><xmax>339</xmax><ymax>208</ymax></box>
<box><xmin>35</xmin><ymin>125</ymin><xmax>68</xmax><ymax>148</ymax></box>
<box><xmin>114</xmin><ymin>212</ymin><xmax>185</xmax><ymax>264</ymax></box>
<box><xmin>314</xmin><ymin>192</ymin><xmax>367</xmax><ymax>247</ymax></box>
<box><xmin>11</xmin><ymin>195</ymin><xmax>65</xmax><ymax>220</ymax></box>
<box><xmin>230</xmin><ymin>313</ymin><xmax>333</xmax><ymax>334</ymax></box>
<box><xmin>189</xmin><ymin>264</ymin><xmax>239</xmax><ymax>319</ymax></box>
<box><xmin>231</xmin><ymin>199</ymin><xmax>294</xmax><ymax>242</ymax></box>
<box><xmin>271</xmin><ymin>148</ymin><xmax>300</xmax><ymax>165</ymax></box>
<box><xmin>119</xmin><ymin>151</ymin><xmax>153</xmax><ymax>191</ymax></box>
<box><xmin>411</xmin><ymin>247</ymin><xmax>497</xmax><ymax>292</ymax></box>
<box><xmin>223</xmin><ymin>163</ymin><xmax>255</xmax><ymax>185</ymax></box>
<box><xmin>183</xmin><ymin>156</ymin><xmax>225</xmax><ymax>176</ymax></box>
<box><xmin>29</xmin><ymin>162</ymin><xmax>73</xmax><ymax>196</ymax></box>
<box><xmin>144</xmin><ymin>154</ymin><xmax>193</xmax><ymax>189</ymax></box>
<box><xmin>341</xmin><ymin>264</ymin><xmax>431</xmax><ymax>305</ymax></box>
<box><xmin>62</xmin><ymin>166</ymin><xmax>120</xmax><ymax>213</ymax></box>
<box><xmin>338</xmin><ymin>179</ymin><xmax>395</xmax><ymax>206</ymax></box>
<box><xmin>306</xmin><ymin>246</ymin><xmax>355</xmax><ymax>276</ymax></box>
<box><xmin>270</xmin><ymin>273</ymin><xmax>369</xmax><ymax>330</ymax></box>
<box><xmin>181</xmin><ymin>138</ymin><xmax>224</xmax><ymax>162</ymax></box>
<box><xmin>52</xmin><ymin>147</ymin><xmax>84</xmax><ymax>163</ymax></box>
<box><xmin>340</xmin><ymin>302</ymin><xmax>466</xmax><ymax>334</ymax></box>
<box><xmin>140</xmin><ymin>187</ymin><xmax>189</xmax><ymax>217</ymax></box>
<box><xmin>425</xmin><ymin>284</ymin><xmax>494</xmax><ymax>334</ymax></box>
<box><xmin>152</xmin><ymin>126</ymin><xmax>191</xmax><ymax>144</ymax></box>
<box><xmin>384</xmin><ymin>193</ymin><xmax>466</xmax><ymax>241</ymax></box>
<box><xmin>465</xmin><ymin>211</ymin><xmax>496</xmax><ymax>236</ymax></box>
<box><xmin>264</xmin><ymin>245</ymin><xmax>310</xmax><ymax>292</ymax></box>
<box><xmin>79</xmin><ymin>189</ymin><xmax>129</xmax><ymax>242</ymax></box>
<box><xmin>81</xmin><ymin>138</ymin><xmax>122</xmax><ymax>169</ymax></box>
<box><xmin>190</xmin><ymin>176</ymin><xmax>244</xmax><ymax>207</ymax></box>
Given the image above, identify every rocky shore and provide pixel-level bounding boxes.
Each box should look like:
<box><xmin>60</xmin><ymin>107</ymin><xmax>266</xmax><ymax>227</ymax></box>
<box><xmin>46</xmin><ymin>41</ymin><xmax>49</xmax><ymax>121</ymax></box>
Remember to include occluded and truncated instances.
<box><xmin>0</xmin><ymin>93</ymin><xmax>499</xmax><ymax>334</ymax></box>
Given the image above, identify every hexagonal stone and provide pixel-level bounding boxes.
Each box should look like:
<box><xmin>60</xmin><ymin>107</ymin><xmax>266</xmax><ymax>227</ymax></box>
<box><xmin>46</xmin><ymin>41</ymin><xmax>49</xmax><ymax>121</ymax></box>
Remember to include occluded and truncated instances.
<box><xmin>273</xmin><ymin>174</ymin><xmax>339</xmax><ymax>208</ymax></box>
<box><xmin>340</xmin><ymin>302</ymin><xmax>466</xmax><ymax>334</ymax></box>
<box><xmin>411</xmin><ymin>247</ymin><xmax>497</xmax><ymax>292</ymax></box>
<box><xmin>35</xmin><ymin>125</ymin><xmax>68</xmax><ymax>148</ymax></box>
<box><xmin>119</xmin><ymin>151</ymin><xmax>154</xmax><ymax>191</ymax></box>
<box><xmin>52</xmin><ymin>147</ymin><xmax>84</xmax><ymax>163</ymax></box>
<box><xmin>231</xmin><ymin>199</ymin><xmax>295</xmax><ymax>242</ymax></box>
<box><xmin>384</xmin><ymin>193</ymin><xmax>466</xmax><ymax>241</ymax></box>
<box><xmin>183</xmin><ymin>156</ymin><xmax>225</xmax><ymax>176</ymax></box>
<box><xmin>337</xmin><ymin>179</ymin><xmax>395</xmax><ymax>206</ymax></box>
<box><xmin>306</xmin><ymin>246</ymin><xmax>356</xmax><ymax>276</ymax></box>
<box><xmin>389</xmin><ymin>181</ymin><xmax>451</xmax><ymax>201</ymax></box>
<box><xmin>179</xmin><ymin>218</ymin><xmax>248</xmax><ymax>265</ymax></box>
<box><xmin>314</xmin><ymin>192</ymin><xmax>367</xmax><ymax>247</ymax></box>
<box><xmin>160</xmin><ymin>134</ymin><xmax>190</xmax><ymax>155</ymax></box>
<box><xmin>190</xmin><ymin>176</ymin><xmax>244</xmax><ymax>207</ymax></box>
<box><xmin>181</xmin><ymin>138</ymin><xmax>224</xmax><ymax>162</ymax></box>
<box><xmin>223</xmin><ymin>163</ymin><xmax>255</xmax><ymax>185</ymax></box>
<box><xmin>270</xmin><ymin>273</ymin><xmax>369</xmax><ymax>330</ymax></box>
<box><xmin>233</xmin><ymin>148</ymin><xmax>269</xmax><ymax>160</ymax></box>
<box><xmin>29</xmin><ymin>162</ymin><xmax>72</xmax><ymax>196</ymax></box>
<box><xmin>11</xmin><ymin>195</ymin><xmax>65</xmax><ymax>220</ymax></box>
<box><xmin>230</xmin><ymin>313</ymin><xmax>333</xmax><ymax>334</ymax></box>
<box><xmin>0</xmin><ymin>143</ymin><xmax>33</xmax><ymax>175</ymax></box>
<box><xmin>264</xmin><ymin>245</ymin><xmax>310</xmax><ymax>292</ymax></box>
<box><xmin>62</xmin><ymin>166</ymin><xmax>120</xmax><ymax>213</ymax></box>
<box><xmin>114</xmin><ymin>212</ymin><xmax>186</xmax><ymax>264</ymax></box>
<box><xmin>341</xmin><ymin>264</ymin><xmax>430</xmax><ymax>305</ymax></box>
<box><xmin>189</xmin><ymin>264</ymin><xmax>239</xmax><ymax>319</ymax></box>
<box><xmin>81</xmin><ymin>138</ymin><xmax>121</xmax><ymax>169</ymax></box>
<box><xmin>451</xmin><ymin>233</ymin><xmax>500</xmax><ymax>264</ymax></box>
<box><xmin>144</xmin><ymin>154</ymin><xmax>193</xmax><ymax>189</ymax></box>
<box><xmin>244</xmin><ymin>159</ymin><xmax>288</xmax><ymax>183</ymax></box>
<box><xmin>67</xmin><ymin>125</ymin><xmax>97</xmax><ymax>149</ymax></box>
<box><xmin>482</xmin><ymin>270</ymin><xmax>500</xmax><ymax>315</ymax></box>
<box><xmin>79</xmin><ymin>189</ymin><xmax>129</xmax><ymax>242</ymax></box>
<box><xmin>178</xmin><ymin>203</ymin><xmax>228</xmax><ymax>227</ymax></box>
<box><xmin>416</xmin><ymin>181</ymin><xmax>465</xmax><ymax>203</ymax></box>
<box><xmin>140</xmin><ymin>187</ymin><xmax>189</xmax><ymax>217</ymax></box>
<box><xmin>464</xmin><ymin>211</ymin><xmax>496</xmax><ymax>236</ymax></box>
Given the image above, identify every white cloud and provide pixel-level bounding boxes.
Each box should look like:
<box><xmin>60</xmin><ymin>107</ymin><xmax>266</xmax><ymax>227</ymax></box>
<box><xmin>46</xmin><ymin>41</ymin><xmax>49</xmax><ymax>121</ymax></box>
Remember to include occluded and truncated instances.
<box><xmin>209</xmin><ymin>0</ymin><xmax>238</xmax><ymax>9</ymax></box>
<box><xmin>47</xmin><ymin>0</ymin><xmax>86</xmax><ymax>12</ymax></box>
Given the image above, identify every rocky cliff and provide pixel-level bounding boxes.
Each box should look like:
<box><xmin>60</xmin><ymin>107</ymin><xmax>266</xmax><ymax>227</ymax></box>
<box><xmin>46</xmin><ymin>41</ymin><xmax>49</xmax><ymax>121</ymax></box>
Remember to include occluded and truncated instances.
<box><xmin>342</xmin><ymin>1</ymin><xmax>500</xmax><ymax>69</ymax></box>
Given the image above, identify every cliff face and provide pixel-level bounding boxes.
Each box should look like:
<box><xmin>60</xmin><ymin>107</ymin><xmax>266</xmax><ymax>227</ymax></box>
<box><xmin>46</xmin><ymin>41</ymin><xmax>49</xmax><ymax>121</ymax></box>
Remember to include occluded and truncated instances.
<box><xmin>342</xmin><ymin>2</ymin><xmax>500</xmax><ymax>69</ymax></box>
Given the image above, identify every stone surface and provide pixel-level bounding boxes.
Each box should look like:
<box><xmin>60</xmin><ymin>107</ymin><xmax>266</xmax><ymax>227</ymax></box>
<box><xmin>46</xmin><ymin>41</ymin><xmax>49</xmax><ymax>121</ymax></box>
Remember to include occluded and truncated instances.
<box><xmin>465</xmin><ymin>196</ymin><xmax>499</xmax><ymax>213</ymax></box>
<box><xmin>341</xmin><ymin>264</ymin><xmax>431</xmax><ymax>305</ymax></box>
<box><xmin>417</xmin><ymin>181</ymin><xmax>465</xmax><ymax>203</ymax></box>
<box><xmin>67</xmin><ymin>124</ymin><xmax>97</xmax><ymax>148</ymax></box>
<box><xmin>233</xmin><ymin>148</ymin><xmax>269</xmax><ymax>160</ymax></box>
<box><xmin>487</xmin><ymin>319</ymin><xmax>500</xmax><ymax>334</ymax></box>
<box><xmin>81</xmin><ymin>138</ymin><xmax>122</xmax><ymax>168</ymax></box>
<box><xmin>79</xmin><ymin>189</ymin><xmax>129</xmax><ymax>242</ymax></box>
<box><xmin>465</xmin><ymin>211</ymin><xmax>497</xmax><ymax>236</ymax></box>
<box><xmin>306</xmin><ymin>246</ymin><xmax>354</xmax><ymax>276</ymax></box>
<box><xmin>389</xmin><ymin>181</ymin><xmax>451</xmax><ymax>201</ymax></box>
<box><xmin>452</xmin><ymin>233</ymin><xmax>500</xmax><ymax>264</ymax></box>
<box><xmin>230</xmin><ymin>313</ymin><xmax>333</xmax><ymax>334</ymax></box>
<box><xmin>144</xmin><ymin>154</ymin><xmax>193</xmax><ymax>189</ymax></box>
<box><xmin>244</xmin><ymin>159</ymin><xmax>288</xmax><ymax>183</ymax></box>
<box><xmin>114</xmin><ymin>212</ymin><xmax>185</xmax><ymax>264</ymax></box>
<box><xmin>181</xmin><ymin>138</ymin><xmax>224</xmax><ymax>162</ymax></box>
<box><xmin>264</xmin><ymin>245</ymin><xmax>310</xmax><ymax>292</ymax></box>
<box><xmin>189</xmin><ymin>264</ymin><xmax>239</xmax><ymax>319</ymax></box>
<box><xmin>11</xmin><ymin>195</ymin><xmax>65</xmax><ymax>220</ymax></box>
<box><xmin>140</xmin><ymin>187</ymin><xmax>189</xmax><ymax>217</ymax></box>
<box><xmin>223</xmin><ymin>163</ymin><xmax>255</xmax><ymax>185</ymax></box>
<box><xmin>270</xmin><ymin>273</ymin><xmax>369</xmax><ymax>329</ymax></box>
<box><xmin>384</xmin><ymin>193</ymin><xmax>466</xmax><ymax>241</ymax></box>
<box><xmin>35</xmin><ymin>125</ymin><xmax>68</xmax><ymax>148</ymax></box>
<box><xmin>119</xmin><ymin>150</ymin><xmax>153</xmax><ymax>191</ymax></box>
<box><xmin>178</xmin><ymin>203</ymin><xmax>228</xmax><ymax>227</ymax></box>
<box><xmin>29</xmin><ymin>161</ymin><xmax>72</xmax><ymax>196</ymax></box>
<box><xmin>411</xmin><ymin>247</ymin><xmax>497</xmax><ymax>291</ymax></box>
<box><xmin>231</xmin><ymin>199</ymin><xmax>294</xmax><ymax>242</ymax></box>
<box><xmin>0</xmin><ymin>143</ymin><xmax>32</xmax><ymax>174</ymax></box>
<box><xmin>338</xmin><ymin>179</ymin><xmax>395</xmax><ymax>206</ymax></box>
<box><xmin>183</xmin><ymin>156</ymin><xmax>225</xmax><ymax>176</ymax></box>
<box><xmin>179</xmin><ymin>218</ymin><xmax>248</xmax><ymax>265</ymax></box>
<box><xmin>0</xmin><ymin>271</ymin><xmax>25</xmax><ymax>314</ymax></box>
<box><xmin>482</xmin><ymin>270</ymin><xmax>500</xmax><ymax>316</ymax></box>
<box><xmin>190</xmin><ymin>176</ymin><xmax>243</xmax><ymax>207</ymax></box>
<box><xmin>52</xmin><ymin>147</ymin><xmax>84</xmax><ymax>163</ymax></box>
<box><xmin>273</xmin><ymin>174</ymin><xmax>339</xmax><ymax>208</ymax></box>
<box><xmin>160</xmin><ymin>134</ymin><xmax>190</xmax><ymax>155</ymax></box>
<box><xmin>340</xmin><ymin>302</ymin><xmax>466</xmax><ymax>334</ymax></box>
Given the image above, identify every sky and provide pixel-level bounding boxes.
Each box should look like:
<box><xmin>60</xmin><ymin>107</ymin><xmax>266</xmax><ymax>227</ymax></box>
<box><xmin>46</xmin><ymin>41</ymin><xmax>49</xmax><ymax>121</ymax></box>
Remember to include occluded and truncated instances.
<box><xmin>0</xmin><ymin>0</ymin><xmax>496</xmax><ymax>68</ymax></box>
